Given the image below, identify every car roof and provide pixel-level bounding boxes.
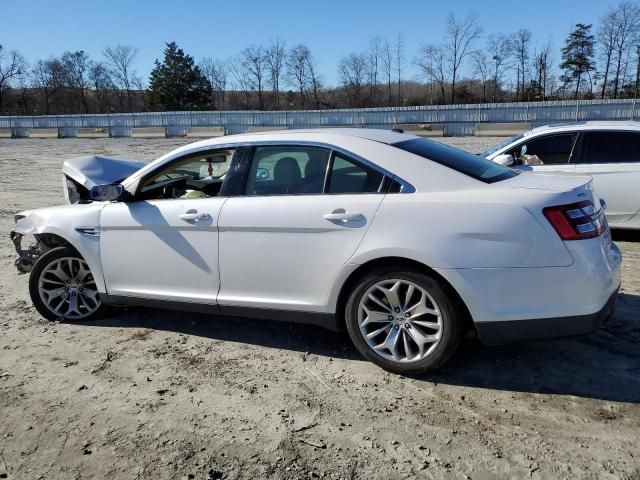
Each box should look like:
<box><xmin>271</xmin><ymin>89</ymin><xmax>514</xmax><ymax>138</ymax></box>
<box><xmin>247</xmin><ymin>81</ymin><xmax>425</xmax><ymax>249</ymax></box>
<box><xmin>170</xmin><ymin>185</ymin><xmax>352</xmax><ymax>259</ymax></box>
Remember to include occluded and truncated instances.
<box><xmin>525</xmin><ymin>120</ymin><xmax>640</xmax><ymax>137</ymax></box>
<box><xmin>173</xmin><ymin>128</ymin><xmax>420</xmax><ymax>152</ymax></box>
<box><xmin>253</xmin><ymin>128</ymin><xmax>420</xmax><ymax>144</ymax></box>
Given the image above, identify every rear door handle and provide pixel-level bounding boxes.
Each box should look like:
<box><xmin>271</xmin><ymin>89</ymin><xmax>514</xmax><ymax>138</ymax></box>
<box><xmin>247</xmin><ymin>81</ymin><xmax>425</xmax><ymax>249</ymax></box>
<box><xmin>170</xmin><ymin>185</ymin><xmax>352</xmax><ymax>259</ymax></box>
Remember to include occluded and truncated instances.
<box><xmin>179</xmin><ymin>211</ymin><xmax>211</xmax><ymax>222</ymax></box>
<box><xmin>323</xmin><ymin>211</ymin><xmax>364</xmax><ymax>222</ymax></box>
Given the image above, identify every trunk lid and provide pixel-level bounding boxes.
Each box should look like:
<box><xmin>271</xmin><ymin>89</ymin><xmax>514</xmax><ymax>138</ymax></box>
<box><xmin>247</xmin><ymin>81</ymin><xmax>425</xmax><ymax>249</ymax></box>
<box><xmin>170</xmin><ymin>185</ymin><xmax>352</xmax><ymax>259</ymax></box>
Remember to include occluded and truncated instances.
<box><xmin>504</xmin><ymin>171</ymin><xmax>593</xmax><ymax>193</ymax></box>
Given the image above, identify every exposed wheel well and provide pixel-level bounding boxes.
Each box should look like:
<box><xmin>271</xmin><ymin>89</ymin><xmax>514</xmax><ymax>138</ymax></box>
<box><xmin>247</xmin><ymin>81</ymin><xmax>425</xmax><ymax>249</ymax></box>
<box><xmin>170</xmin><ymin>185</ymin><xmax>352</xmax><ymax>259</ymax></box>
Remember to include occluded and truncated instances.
<box><xmin>334</xmin><ymin>257</ymin><xmax>474</xmax><ymax>332</ymax></box>
<box><xmin>37</xmin><ymin>233</ymin><xmax>76</xmax><ymax>252</ymax></box>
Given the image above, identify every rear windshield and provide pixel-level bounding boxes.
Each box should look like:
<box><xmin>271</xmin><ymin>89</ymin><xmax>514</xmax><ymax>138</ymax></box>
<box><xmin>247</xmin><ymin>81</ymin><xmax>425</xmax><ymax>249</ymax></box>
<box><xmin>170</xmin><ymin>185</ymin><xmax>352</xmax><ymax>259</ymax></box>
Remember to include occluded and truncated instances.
<box><xmin>394</xmin><ymin>138</ymin><xmax>518</xmax><ymax>184</ymax></box>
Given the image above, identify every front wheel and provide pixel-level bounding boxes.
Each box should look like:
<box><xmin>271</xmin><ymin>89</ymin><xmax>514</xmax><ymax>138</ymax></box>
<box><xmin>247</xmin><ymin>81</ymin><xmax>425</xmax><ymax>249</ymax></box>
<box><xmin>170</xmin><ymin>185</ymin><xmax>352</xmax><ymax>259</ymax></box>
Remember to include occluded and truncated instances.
<box><xmin>345</xmin><ymin>268</ymin><xmax>464</xmax><ymax>374</ymax></box>
<box><xmin>29</xmin><ymin>247</ymin><xmax>106</xmax><ymax>322</ymax></box>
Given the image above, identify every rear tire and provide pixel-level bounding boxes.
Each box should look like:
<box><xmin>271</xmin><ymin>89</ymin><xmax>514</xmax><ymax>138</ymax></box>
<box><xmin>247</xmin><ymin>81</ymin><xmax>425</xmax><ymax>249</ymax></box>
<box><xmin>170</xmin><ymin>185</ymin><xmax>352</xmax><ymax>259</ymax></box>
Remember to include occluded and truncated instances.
<box><xmin>345</xmin><ymin>267</ymin><xmax>464</xmax><ymax>374</ymax></box>
<box><xmin>29</xmin><ymin>247</ymin><xmax>107</xmax><ymax>322</ymax></box>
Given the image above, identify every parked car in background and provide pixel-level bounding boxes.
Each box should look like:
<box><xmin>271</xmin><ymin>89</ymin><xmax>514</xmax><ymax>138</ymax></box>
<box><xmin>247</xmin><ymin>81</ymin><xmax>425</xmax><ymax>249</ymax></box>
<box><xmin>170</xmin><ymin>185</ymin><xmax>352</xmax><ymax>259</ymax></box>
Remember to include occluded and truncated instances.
<box><xmin>11</xmin><ymin>129</ymin><xmax>621</xmax><ymax>374</ymax></box>
<box><xmin>482</xmin><ymin>121</ymin><xmax>640</xmax><ymax>229</ymax></box>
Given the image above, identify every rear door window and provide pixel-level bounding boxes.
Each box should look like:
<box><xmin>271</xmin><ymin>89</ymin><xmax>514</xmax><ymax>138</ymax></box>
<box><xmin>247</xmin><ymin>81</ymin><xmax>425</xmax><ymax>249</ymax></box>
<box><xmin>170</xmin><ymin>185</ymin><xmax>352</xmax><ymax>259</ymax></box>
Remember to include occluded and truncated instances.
<box><xmin>580</xmin><ymin>131</ymin><xmax>640</xmax><ymax>164</ymax></box>
<box><xmin>245</xmin><ymin>146</ymin><xmax>331</xmax><ymax>195</ymax></box>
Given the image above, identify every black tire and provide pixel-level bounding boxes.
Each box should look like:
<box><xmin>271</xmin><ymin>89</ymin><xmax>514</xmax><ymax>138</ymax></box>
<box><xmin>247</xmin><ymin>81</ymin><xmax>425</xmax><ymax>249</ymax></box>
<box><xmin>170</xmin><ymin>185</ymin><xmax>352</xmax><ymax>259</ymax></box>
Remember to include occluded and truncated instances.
<box><xmin>29</xmin><ymin>246</ymin><xmax>108</xmax><ymax>322</ymax></box>
<box><xmin>345</xmin><ymin>267</ymin><xmax>465</xmax><ymax>374</ymax></box>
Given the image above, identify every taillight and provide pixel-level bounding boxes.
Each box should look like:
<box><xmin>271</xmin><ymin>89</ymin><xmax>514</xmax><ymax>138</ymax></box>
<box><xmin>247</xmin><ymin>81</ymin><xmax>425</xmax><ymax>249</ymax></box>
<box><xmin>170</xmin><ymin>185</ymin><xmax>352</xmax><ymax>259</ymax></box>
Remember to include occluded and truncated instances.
<box><xmin>543</xmin><ymin>200</ymin><xmax>607</xmax><ymax>240</ymax></box>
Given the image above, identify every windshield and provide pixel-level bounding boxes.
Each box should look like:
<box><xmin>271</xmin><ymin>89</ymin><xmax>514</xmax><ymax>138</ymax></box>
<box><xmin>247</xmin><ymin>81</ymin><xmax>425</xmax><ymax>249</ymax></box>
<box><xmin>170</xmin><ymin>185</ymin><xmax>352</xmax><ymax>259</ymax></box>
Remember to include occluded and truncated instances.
<box><xmin>479</xmin><ymin>134</ymin><xmax>524</xmax><ymax>158</ymax></box>
<box><xmin>394</xmin><ymin>138</ymin><xmax>518</xmax><ymax>184</ymax></box>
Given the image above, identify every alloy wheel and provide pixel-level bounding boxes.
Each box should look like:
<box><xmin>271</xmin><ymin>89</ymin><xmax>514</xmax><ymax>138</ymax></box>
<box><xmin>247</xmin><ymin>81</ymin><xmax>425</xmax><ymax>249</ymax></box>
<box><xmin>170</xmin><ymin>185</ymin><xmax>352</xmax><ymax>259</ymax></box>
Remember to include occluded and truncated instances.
<box><xmin>357</xmin><ymin>278</ymin><xmax>443</xmax><ymax>363</ymax></box>
<box><xmin>37</xmin><ymin>257</ymin><xmax>101</xmax><ymax>320</ymax></box>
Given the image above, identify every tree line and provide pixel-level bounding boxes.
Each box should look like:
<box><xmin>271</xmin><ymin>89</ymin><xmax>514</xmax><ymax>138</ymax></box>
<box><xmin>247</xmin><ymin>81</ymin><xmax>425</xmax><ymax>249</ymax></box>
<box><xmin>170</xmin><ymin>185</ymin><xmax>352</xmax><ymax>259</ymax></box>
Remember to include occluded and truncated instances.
<box><xmin>1</xmin><ymin>1</ymin><xmax>640</xmax><ymax>115</ymax></box>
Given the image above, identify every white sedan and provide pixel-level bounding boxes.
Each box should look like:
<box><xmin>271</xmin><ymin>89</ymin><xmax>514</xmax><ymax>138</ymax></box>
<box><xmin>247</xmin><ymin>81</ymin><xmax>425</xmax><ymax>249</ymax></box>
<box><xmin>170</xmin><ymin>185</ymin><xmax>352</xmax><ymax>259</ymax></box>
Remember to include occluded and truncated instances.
<box><xmin>10</xmin><ymin>129</ymin><xmax>621</xmax><ymax>374</ymax></box>
<box><xmin>482</xmin><ymin>121</ymin><xmax>640</xmax><ymax>229</ymax></box>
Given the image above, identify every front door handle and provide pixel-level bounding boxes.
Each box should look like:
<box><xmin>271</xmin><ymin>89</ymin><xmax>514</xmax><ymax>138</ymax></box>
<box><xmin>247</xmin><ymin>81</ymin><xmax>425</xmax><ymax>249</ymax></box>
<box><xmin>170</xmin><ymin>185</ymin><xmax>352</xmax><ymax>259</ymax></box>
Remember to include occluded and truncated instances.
<box><xmin>179</xmin><ymin>211</ymin><xmax>211</xmax><ymax>222</ymax></box>
<box><xmin>323</xmin><ymin>210</ymin><xmax>364</xmax><ymax>222</ymax></box>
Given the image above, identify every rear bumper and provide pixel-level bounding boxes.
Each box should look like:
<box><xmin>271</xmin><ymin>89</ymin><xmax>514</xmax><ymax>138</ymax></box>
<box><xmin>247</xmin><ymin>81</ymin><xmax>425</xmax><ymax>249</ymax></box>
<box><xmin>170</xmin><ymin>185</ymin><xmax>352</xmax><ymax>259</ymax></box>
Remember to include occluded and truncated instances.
<box><xmin>475</xmin><ymin>287</ymin><xmax>618</xmax><ymax>345</ymax></box>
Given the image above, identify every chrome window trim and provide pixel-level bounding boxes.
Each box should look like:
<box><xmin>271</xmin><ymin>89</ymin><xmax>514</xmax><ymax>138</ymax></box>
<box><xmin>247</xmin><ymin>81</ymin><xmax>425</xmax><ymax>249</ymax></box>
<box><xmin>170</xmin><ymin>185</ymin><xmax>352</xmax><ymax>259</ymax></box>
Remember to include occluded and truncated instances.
<box><xmin>123</xmin><ymin>140</ymin><xmax>415</xmax><ymax>194</ymax></box>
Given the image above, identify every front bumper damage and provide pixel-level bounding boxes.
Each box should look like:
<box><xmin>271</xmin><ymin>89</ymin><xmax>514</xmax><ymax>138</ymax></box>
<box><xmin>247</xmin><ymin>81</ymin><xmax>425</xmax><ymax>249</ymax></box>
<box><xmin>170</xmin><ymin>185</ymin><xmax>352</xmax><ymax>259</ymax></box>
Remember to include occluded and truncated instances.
<box><xmin>10</xmin><ymin>231</ymin><xmax>42</xmax><ymax>273</ymax></box>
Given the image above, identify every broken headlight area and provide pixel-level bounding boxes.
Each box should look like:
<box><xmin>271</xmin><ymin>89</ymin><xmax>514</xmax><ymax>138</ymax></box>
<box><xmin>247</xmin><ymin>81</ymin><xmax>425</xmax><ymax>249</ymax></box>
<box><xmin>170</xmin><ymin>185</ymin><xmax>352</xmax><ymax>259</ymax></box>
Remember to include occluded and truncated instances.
<box><xmin>64</xmin><ymin>176</ymin><xmax>91</xmax><ymax>204</ymax></box>
<box><xmin>10</xmin><ymin>232</ymin><xmax>42</xmax><ymax>273</ymax></box>
<box><xmin>10</xmin><ymin>232</ymin><xmax>65</xmax><ymax>274</ymax></box>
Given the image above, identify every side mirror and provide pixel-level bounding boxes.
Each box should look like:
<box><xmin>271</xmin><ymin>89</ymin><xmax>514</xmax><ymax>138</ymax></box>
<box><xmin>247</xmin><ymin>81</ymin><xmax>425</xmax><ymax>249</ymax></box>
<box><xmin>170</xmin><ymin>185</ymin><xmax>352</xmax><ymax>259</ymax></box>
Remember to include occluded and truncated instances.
<box><xmin>90</xmin><ymin>184</ymin><xmax>125</xmax><ymax>202</ymax></box>
<box><xmin>493</xmin><ymin>153</ymin><xmax>515</xmax><ymax>166</ymax></box>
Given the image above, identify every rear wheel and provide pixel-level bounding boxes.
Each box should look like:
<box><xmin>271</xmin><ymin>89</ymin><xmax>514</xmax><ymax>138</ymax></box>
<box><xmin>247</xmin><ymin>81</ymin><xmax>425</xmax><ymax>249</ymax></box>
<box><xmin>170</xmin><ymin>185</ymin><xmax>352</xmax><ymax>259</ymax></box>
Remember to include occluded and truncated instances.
<box><xmin>345</xmin><ymin>268</ymin><xmax>464</xmax><ymax>374</ymax></box>
<box><xmin>29</xmin><ymin>247</ymin><xmax>106</xmax><ymax>322</ymax></box>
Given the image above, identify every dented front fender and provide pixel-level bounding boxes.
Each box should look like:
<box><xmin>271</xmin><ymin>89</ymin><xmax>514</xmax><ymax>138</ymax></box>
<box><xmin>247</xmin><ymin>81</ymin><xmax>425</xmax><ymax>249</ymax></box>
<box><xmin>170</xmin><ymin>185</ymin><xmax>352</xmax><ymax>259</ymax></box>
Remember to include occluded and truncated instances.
<box><xmin>11</xmin><ymin>203</ymin><xmax>108</xmax><ymax>292</ymax></box>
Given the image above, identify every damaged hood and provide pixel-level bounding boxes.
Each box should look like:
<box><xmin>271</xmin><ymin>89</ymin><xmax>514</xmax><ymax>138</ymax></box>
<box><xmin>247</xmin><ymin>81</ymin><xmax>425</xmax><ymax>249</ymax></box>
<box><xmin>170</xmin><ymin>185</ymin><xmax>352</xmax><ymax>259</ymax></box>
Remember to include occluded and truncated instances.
<box><xmin>62</xmin><ymin>155</ymin><xmax>147</xmax><ymax>190</ymax></box>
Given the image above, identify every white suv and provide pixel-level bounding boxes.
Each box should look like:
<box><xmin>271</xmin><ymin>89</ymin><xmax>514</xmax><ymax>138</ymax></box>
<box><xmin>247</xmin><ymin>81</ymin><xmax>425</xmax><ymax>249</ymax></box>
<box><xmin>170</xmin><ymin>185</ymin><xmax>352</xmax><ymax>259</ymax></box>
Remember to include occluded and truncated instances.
<box><xmin>483</xmin><ymin>121</ymin><xmax>640</xmax><ymax>229</ymax></box>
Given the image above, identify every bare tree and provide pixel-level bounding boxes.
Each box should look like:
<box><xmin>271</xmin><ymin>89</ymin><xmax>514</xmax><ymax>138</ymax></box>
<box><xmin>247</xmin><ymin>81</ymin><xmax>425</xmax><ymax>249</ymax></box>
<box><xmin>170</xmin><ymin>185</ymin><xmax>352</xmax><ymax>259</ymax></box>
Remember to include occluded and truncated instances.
<box><xmin>88</xmin><ymin>61</ymin><xmax>112</xmax><ymax>113</ymax></box>
<box><xmin>240</xmin><ymin>45</ymin><xmax>267</xmax><ymax>109</ymax></box>
<box><xmin>394</xmin><ymin>34</ymin><xmax>406</xmax><ymax>105</ymax></box>
<box><xmin>339</xmin><ymin>52</ymin><xmax>368</xmax><ymax>107</ymax></box>
<box><xmin>228</xmin><ymin>56</ymin><xmax>253</xmax><ymax>108</ymax></box>
<box><xmin>199</xmin><ymin>57</ymin><xmax>228</xmax><ymax>109</ymax></box>
<box><xmin>512</xmin><ymin>29</ymin><xmax>533</xmax><ymax>100</ymax></box>
<box><xmin>368</xmin><ymin>36</ymin><xmax>382</xmax><ymax>106</ymax></box>
<box><xmin>265</xmin><ymin>38</ymin><xmax>286</xmax><ymax>109</ymax></box>
<box><xmin>611</xmin><ymin>2</ymin><xmax>640</xmax><ymax>98</ymax></box>
<box><xmin>599</xmin><ymin>8</ymin><xmax>620</xmax><ymax>98</ymax></box>
<box><xmin>61</xmin><ymin>51</ymin><xmax>91</xmax><ymax>113</ymax></box>
<box><xmin>32</xmin><ymin>58</ymin><xmax>64</xmax><ymax>114</ymax></box>
<box><xmin>286</xmin><ymin>45</ymin><xmax>312</xmax><ymax>108</ymax></box>
<box><xmin>472</xmin><ymin>50</ymin><xmax>489</xmax><ymax>102</ymax></box>
<box><xmin>306</xmin><ymin>52</ymin><xmax>322</xmax><ymax>108</ymax></box>
<box><xmin>444</xmin><ymin>13</ymin><xmax>482</xmax><ymax>104</ymax></box>
<box><xmin>103</xmin><ymin>44</ymin><xmax>139</xmax><ymax>111</ymax></box>
<box><xmin>381</xmin><ymin>38</ymin><xmax>393</xmax><ymax>106</ymax></box>
<box><xmin>415</xmin><ymin>44</ymin><xmax>447</xmax><ymax>103</ymax></box>
<box><xmin>533</xmin><ymin>40</ymin><xmax>552</xmax><ymax>100</ymax></box>
<box><xmin>0</xmin><ymin>45</ymin><xmax>27</xmax><ymax>112</ymax></box>
<box><xmin>487</xmin><ymin>34</ymin><xmax>512</xmax><ymax>101</ymax></box>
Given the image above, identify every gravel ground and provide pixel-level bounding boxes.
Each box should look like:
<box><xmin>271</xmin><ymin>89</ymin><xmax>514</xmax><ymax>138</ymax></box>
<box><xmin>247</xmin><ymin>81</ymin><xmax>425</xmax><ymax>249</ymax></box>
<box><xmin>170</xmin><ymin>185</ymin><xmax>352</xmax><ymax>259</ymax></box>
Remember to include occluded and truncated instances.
<box><xmin>0</xmin><ymin>136</ymin><xmax>639</xmax><ymax>480</ymax></box>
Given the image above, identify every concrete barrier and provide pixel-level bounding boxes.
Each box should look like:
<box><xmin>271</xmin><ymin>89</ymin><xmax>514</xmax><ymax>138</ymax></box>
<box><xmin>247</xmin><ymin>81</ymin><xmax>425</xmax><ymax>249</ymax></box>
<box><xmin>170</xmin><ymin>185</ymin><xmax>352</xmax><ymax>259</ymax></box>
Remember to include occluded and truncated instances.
<box><xmin>109</xmin><ymin>126</ymin><xmax>133</xmax><ymax>138</ymax></box>
<box><xmin>11</xmin><ymin>127</ymin><xmax>31</xmax><ymax>138</ymax></box>
<box><xmin>395</xmin><ymin>124</ymin><xmax>444</xmax><ymax>137</ymax></box>
<box><xmin>27</xmin><ymin>127</ymin><xmax>59</xmax><ymax>138</ymax></box>
<box><xmin>476</xmin><ymin>122</ymin><xmax>531</xmax><ymax>137</ymax></box>
<box><xmin>165</xmin><ymin>126</ymin><xmax>189</xmax><ymax>137</ymax></box>
<box><xmin>58</xmin><ymin>127</ymin><xmax>78</xmax><ymax>138</ymax></box>
<box><xmin>247</xmin><ymin>126</ymin><xmax>286</xmax><ymax>133</ymax></box>
<box><xmin>78</xmin><ymin>128</ymin><xmax>109</xmax><ymax>138</ymax></box>
<box><xmin>188</xmin><ymin>127</ymin><xmax>225</xmax><ymax>137</ymax></box>
<box><xmin>131</xmin><ymin>127</ymin><xmax>164</xmax><ymax>138</ymax></box>
<box><xmin>0</xmin><ymin>128</ymin><xmax>11</xmax><ymax>138</ymax></box>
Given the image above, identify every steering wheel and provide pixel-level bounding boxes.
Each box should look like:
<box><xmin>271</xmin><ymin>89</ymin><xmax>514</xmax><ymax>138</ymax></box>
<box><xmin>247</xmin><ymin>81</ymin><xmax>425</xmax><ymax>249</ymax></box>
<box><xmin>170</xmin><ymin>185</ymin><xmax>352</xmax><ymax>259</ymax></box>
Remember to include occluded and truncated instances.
<box><xmin>162</xmin><ymin>183</ymin><xmax>187</xmax><ymax>199</ymax></box>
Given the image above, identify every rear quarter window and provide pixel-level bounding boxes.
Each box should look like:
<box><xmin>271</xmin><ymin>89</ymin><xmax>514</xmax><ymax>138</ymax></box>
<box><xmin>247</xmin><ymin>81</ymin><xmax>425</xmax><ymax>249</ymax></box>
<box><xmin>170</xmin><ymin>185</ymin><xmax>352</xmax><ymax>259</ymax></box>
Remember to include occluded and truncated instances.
<box><xmin>394</xmin><ymin>138</ymin><xmax>518</xmax><ymax>183</ymax></box>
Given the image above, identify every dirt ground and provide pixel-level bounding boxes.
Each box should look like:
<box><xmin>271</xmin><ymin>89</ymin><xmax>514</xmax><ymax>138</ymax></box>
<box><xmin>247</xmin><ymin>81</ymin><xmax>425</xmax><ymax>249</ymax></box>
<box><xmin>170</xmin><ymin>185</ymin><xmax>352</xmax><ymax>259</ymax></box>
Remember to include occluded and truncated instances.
<box><xmin>0</xmin><ymin>136</ymin><xmax>639</xmax><ymax>480</ymax></box>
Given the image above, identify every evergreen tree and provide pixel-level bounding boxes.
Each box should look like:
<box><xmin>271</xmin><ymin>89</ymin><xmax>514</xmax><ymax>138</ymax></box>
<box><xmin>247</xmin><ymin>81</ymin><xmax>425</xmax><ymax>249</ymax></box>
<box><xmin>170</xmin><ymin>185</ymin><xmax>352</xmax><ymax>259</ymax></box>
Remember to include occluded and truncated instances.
<box><xmin>560</xmin><ymin>24</ymin><xmax>596</xmax><ymax>99</ymax></box>
<box><xmin>148</xmin><ymin>42</ymin><xmax>211</xmax><ymax>110</ymax></box>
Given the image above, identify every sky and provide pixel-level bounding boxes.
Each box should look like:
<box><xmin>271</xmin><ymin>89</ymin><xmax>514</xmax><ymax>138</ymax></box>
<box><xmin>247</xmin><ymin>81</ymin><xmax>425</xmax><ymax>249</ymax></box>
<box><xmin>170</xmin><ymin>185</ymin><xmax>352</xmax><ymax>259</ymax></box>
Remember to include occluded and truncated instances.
<box><xmin>2</xmin><ymin>0</ymin><xmax>620</xmax><ymax>86</ymax></box>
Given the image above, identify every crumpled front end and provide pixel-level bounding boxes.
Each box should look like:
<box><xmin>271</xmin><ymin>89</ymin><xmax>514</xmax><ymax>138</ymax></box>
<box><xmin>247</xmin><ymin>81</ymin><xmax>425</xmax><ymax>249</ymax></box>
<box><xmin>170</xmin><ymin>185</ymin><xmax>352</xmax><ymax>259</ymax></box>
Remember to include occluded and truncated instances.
<box><xmin>10</xmin><ymin>229</ymin><xmax>43</xmax><ymax>273</ymax></box>
<box><xmin>10</xmin><ymin>212</ymin><xmax>68</xmax><ymax>273</ymax></box>
<box><xmin>9</xmin><ymin>205</ymin><xmax>106</xmax><ymax>295</ymax></box>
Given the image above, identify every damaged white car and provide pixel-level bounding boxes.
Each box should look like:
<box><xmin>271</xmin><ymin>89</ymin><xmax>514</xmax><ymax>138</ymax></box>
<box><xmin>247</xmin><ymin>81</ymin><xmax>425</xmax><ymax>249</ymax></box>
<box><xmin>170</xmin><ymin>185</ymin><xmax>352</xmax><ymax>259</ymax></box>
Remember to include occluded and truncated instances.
<box><xmin>10</xmin><ymin>129</ymin><xmax>622</xmax><ymax>374</ymax></box>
